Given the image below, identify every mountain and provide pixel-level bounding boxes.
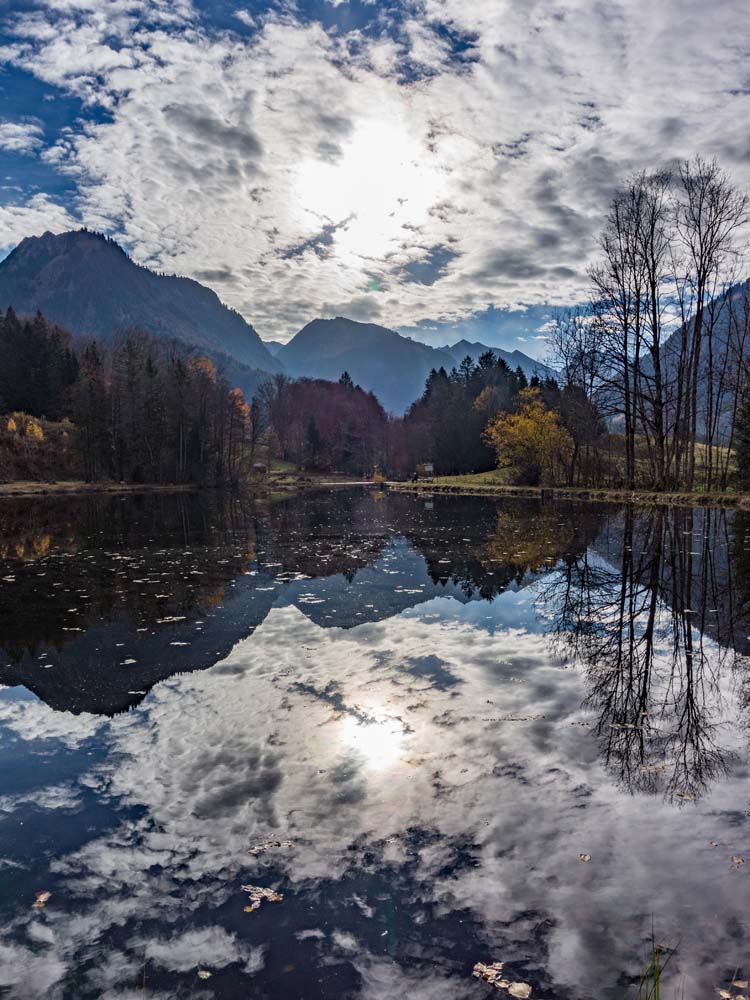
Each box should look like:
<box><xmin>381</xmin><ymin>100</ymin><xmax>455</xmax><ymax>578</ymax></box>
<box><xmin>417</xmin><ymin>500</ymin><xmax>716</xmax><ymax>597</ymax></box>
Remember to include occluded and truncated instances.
<box><xmin>660</xmin><ymin>279</ymin><xmax>750</xmax><ymax>443</ymax></box>
<box><xmin>278</xmin><ymin>317</ymin><xmax>457</xmax><ymax>414</ymax></box>
<box><xmin>441</xmin><ymin>339</ymin><xmax>557</xmax><ymax>381</ymax></box>
<box><xmin>0</xmin><ymin>229</ymin><xmax>280</xmax><ymax>373</ymax></box>
<box><xmin>263</xmin><ymin>339</ymin><xmax>286</xmax><ymax>356</ymax></box>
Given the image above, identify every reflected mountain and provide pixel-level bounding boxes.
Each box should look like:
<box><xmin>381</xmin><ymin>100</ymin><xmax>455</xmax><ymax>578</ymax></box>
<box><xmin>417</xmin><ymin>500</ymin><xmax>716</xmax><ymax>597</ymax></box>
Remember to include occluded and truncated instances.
<box><xmin>1</xmin><ymin>490</ymin><xmax>750</xmax><ymax>998</ymax></box>
<box><xmin>1</xmin><ymin>490</ymin><xmax>749</xmax><ymax>797</ymax></box>
<box><xmin>0</xmin><ymin>491</ymin><xmax>603</xmax><ymax>714</ymax></box>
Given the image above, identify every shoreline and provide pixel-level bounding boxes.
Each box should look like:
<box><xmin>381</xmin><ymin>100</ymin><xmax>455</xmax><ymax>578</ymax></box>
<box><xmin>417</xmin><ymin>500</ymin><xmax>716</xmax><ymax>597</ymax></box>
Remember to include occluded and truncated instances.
<box><xmin>0</xmin><ymin>473</ymin><xmax>376</xmax><ymax>500</ymax></box>
<box><xmin>0</xmin><ymin>481</ymin><xmax>198</xmax><ymax>499</ymax></box>
<box><xmin>385</xmin><ymin>480</ymin><xmax>750</xmax><ymax>510</ymax></box>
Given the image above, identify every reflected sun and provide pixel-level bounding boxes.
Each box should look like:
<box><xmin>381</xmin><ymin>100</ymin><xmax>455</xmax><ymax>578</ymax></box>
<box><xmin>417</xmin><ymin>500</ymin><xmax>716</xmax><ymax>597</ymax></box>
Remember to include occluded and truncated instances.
<box><xmin>338</xmin><ymin>711</ymin><xmax>407</xmax><ymax>770</ymax></box>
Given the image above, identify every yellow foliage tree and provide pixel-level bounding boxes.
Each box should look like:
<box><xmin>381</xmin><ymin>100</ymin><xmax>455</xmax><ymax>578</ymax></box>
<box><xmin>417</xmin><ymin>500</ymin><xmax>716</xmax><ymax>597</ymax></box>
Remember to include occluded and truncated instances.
<box><xmin>25</xmin><ymin>418</ymin><xmax>45</xmax><ymax>442</ymax></box>
<box><xmin>482</xmin><ymin>387</ymin><xmax>573</xmax><ymax>485</ymax></box>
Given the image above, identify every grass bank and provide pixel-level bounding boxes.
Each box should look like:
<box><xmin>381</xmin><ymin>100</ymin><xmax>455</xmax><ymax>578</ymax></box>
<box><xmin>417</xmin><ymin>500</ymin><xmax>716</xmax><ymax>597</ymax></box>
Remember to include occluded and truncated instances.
<box><xmin>0</xmin><ymin>470</ymin><xmax>375</xmax><ymax>501</ymax></box>
<box><xmin>386</xmin><ymin>471</ymin><xmax>750</xmax><ymax>509</ymax></box>
<box><xmin>0</xmin><ymin>480</ymin><xmax>198</xmax><ymax>498</ymax></box>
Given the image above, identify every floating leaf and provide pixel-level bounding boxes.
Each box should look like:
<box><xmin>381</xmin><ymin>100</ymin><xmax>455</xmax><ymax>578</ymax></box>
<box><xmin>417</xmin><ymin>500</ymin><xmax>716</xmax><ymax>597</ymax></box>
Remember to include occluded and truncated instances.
<box><xmin>508</xmin><ymin>985</ymin><xmax>532</xmax><ymax>999</ymax></box>
<box><xmin>730</xmin><ymin>855</ymin><xmax>745</xmax><ymax>870</ymax></box>
<box><xmin>197</xmin><ymin>970</ymin><xmax>212</xmax><ymax>980</ymax></box>
<box><xmin>247</xmin><ymin>839</ymin><xmax>294</xmax><ymax>857</ymax></box>
<box><xmin>32</xmin><ymin>890</ymin><xmax>51</xmax><ymax>908</ymax></box>
<box><xmin>578</xmin><ymin>853</ymin><xmax>592</xmax><ymax>863</ymax></box>
<box><xmin>473</xmin><ymin>962</ymin><xmax>505</xmax><ymax>987</ymax></box>
<box><xmin>241</xmin><ymin>884</ymin><xmax>284</xmax><ymax>911</ymax></box>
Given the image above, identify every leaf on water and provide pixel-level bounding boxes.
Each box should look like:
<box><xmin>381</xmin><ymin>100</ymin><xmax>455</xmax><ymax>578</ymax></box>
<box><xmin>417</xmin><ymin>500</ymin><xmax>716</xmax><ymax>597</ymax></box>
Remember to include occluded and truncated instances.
<box><xmin>578</xmin><ymin>853</ymin><xmax>592</xmax><ymax>862</ymax></box>
<box><xmin>730</xmin><ymin>855</ymin><xmax>745</xmax><ymax>870</ymax></box>
<box><xmin>197</xmin><ymin>970</ymin><xmax>212</xmax><ymax>980</ymax></box>
<box><xmin>247</xmin><ymin>839</ymin><xmax>294</xmax><ymax>857</ymax></box>
<box><xmin>473</xmin><ymin>962</ymin><xmax>505</xmax><ymax>987</ymax></box>
<box><xmin>473</xmin><ymin>963</ymin><xmax>531</xmax><ymax>997</ymax></box>
<box><xmin>508</xmin><ymin>985</ymin><xmax>532</xmax><ymax>999</ymax></box>
<box><xmin>731</xmin><ymin>982</ymin><xmax>750</xmax><ymax>990</ymax></box>
<box><xmin>709</xmin><ymin>841</ymin><xmax>719</xmax><ymax>847</ymax></box>
<box><xmin>32</xmin><ymin>890</ymin><xmax>51</xmax><ymax>908</ymax></box>
<box><xmin>241</xmin><ymin>884</ymin><xmax>284</xmax><ymax>911</ymax></box>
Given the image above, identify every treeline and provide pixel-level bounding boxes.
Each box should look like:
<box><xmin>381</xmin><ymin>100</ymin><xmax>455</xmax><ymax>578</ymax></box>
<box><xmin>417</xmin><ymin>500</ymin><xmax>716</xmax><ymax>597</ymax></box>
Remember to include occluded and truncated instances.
<box><xmin>256</xmin><ymin>372</ymin><xmax>387</xmax><ymax>476</ymax></box>
<box><xmin>0</xmin><ymin>308</ymin><xmax>253</xmax><ymax>484</ymax></box>
<box><xmin>254</xmin><ymin>356</ymin><xmax>594</xmax><ymax>485</ymax></box>
<box><xmin>391</xmin><ymin>356</ymin><xmax>602</xmax><ymax>482</ymax></box>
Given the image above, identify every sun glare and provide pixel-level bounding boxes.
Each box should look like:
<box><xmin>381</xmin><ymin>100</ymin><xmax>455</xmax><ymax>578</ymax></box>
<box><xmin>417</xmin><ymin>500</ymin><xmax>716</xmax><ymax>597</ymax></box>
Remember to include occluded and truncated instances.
<box><xmin>338</xmin><ymin>711</ymin><xmax>407</xmax><ymax>770</ymax></box>
<box><xmin>293</xmin><ymin>117</ymin><xmax>445</xmax><ymax>260</ymax></box>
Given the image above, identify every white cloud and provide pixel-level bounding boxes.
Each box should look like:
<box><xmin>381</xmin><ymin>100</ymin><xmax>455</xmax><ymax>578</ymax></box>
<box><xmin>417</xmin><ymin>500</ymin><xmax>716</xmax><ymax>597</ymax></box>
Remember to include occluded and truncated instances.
<box><xmin>0</xmin><ymin>120</ymin><xmax>44</xmax><ymax>154</ymax></box>
<box><xmin>0</xmin><ymin>0</ymin><xmax>748</xmax><ymax>342</ymax></box>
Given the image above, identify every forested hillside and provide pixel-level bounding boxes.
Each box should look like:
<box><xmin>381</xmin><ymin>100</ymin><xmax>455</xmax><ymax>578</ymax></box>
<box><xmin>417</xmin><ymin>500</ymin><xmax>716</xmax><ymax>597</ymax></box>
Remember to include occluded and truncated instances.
<box><xmin>0</xmin><ymin>309</ymin><xmax>254</xmax><ymax>485</ymax></box>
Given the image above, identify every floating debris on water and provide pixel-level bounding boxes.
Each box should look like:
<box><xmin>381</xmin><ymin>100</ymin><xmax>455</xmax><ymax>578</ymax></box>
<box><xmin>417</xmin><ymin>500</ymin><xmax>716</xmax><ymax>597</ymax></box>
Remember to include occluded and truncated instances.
<box><xmin>473</xmin><ymin>962</ymin><xmax>505</xmax><ymax>988</ymax></box>
<box><xmin>32</xmin><ymin>890</ymin><xmax>51</xmax><ymax>908</ymax></box>
<box><xmin>508</xmin><ymin>986</ymin><xmax>532</xmax><ymax>999</ymax></box>
<box><xmin>247</xmin><ymin>839</ymin><xmax>294</xmax><ymax>857</ymax></box>
<box><xmin>241</xmin><ymin>884</ymin><xmax>284</xmax><ymax>912</ymax></box>
<box><xmin>473</xmin><ymin>962</ymin><xmax>532</xmax><ymax>998</ymax></box>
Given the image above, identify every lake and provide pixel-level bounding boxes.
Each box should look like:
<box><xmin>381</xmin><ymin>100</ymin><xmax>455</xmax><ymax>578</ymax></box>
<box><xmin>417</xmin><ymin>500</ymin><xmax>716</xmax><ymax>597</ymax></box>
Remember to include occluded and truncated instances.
<box><xmin>0</xmin><ymin>487</ymin><xmax>748</xmax><ymax>999</ymax></box>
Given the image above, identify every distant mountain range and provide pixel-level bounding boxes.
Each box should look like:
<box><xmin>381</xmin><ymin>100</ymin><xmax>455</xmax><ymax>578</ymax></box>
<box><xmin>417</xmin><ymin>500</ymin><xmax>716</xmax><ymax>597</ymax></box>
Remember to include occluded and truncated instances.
<box><xmin>0</xmin><ymin>230</ymin><xmax>554</xmax><ymax>412</ymax></box>
<box><xmin>440</xmin><ymin>339</ymin><xmax>557</xmax><ymax>381</ymax></box>
<box><xmin>263</xmin><ymin>340</ymin><xmax>286</xmax><ymax>356</ymax></box>
<box><xmin>277</xmin><ymin>318</ymin><xmax>458</xmax><ymax>413</ymax></box>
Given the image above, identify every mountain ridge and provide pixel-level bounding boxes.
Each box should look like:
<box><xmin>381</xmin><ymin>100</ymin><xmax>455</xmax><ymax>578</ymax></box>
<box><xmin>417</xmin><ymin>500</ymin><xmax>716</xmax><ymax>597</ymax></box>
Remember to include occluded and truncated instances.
<box><xmin>0</xmin><ymin>229</ymin><xmax>281</xmax><ymax>374</ymax></box>
<box><xmin>278</xmin><ymin>317</ymin><xmax>458</xmax><ymax>413</ymax></box>
<box><xmin>441</xmin><ymin>338</ymin><xmax>557</xmax><ymax>381</ymax></box>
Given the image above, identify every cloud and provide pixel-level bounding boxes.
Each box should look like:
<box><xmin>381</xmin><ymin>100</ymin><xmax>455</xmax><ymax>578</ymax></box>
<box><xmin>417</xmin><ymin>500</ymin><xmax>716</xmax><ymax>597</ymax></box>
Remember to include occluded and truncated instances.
<box><xmin>0</xmin><ymin>120</ymin><xmax>44</xmax><ymax>154</ymax></box>
<box><xmin>132</xmin><ymin>927</ymin><xmax>265</xmax><ymax>974</ymax></box>
<box><xmin>0</xmin><ymin>0</ymin><xmax>747</xmax><ymax>346</ymax></box>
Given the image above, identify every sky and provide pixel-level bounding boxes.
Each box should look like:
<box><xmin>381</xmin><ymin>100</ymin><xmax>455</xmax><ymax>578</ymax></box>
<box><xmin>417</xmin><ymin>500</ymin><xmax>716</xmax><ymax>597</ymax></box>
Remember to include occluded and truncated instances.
<box><xmin>0</xmin><ymin>0</ymin><xmax>749</xmax><ymax>357</ymax></box>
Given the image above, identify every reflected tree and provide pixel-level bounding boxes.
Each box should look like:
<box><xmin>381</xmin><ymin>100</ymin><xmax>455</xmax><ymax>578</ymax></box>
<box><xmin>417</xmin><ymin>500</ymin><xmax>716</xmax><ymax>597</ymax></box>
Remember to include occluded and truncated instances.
<box><xmin>538</xmin><ymin>505</ymin><xmax>746</xmax><ymax>802</ymax></box>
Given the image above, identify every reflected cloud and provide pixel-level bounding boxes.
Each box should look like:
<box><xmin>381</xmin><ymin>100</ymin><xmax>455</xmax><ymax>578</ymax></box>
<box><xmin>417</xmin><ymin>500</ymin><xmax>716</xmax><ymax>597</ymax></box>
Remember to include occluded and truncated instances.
<box><xmin>0</xmin><ymin>492</ymin><xmax>750</xmax><ymax>998</ymax></box>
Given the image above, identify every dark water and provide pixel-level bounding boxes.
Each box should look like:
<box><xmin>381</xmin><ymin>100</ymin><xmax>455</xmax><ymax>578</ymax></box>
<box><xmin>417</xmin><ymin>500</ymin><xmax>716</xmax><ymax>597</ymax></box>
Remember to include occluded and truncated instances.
<box><xmin>0</xmin><ymin>488</ymin><xmax>748</xmax><ymax>999</ymax></box>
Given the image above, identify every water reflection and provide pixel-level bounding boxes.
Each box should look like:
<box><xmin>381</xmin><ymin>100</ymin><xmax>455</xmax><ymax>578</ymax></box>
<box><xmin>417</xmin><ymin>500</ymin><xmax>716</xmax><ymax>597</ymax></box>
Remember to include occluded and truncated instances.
<box><xmin>537</xmin><ymin>506</ymin><xmax>748</xmax><ymax>803</ymax></box>
<box><xmin>338</xmin><ymin>712</ymin><xmax>409</xmax><ymax>770</ymax></box>
<box><xmin>0</xmin><ymin>489</ymin><xmax>749</xmax><ymax>998</ymax></box>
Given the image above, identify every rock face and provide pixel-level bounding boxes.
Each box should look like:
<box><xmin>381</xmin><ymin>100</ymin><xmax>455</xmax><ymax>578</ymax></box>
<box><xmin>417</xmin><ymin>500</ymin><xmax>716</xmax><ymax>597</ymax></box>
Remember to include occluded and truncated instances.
<box><xmin>0</xmin><ymin>229</ymin><xmax>280</xmax><ymax>373</ymax></box>
<box><xmin>278</xmin><ymin>316</ymin><xmax>457</xmax><ymax>414</ymax></box>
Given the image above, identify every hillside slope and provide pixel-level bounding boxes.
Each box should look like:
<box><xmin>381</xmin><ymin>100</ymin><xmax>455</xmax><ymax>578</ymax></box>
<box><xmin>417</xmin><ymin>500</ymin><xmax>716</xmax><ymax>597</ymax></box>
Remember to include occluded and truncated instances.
<box><xmin>0</xmin><ymin>230</ymin><xmax>280</xmax><ymax>373</ymax></box>
<box><xmin>279</xmin><ymin>317</ymin><xmax>457</xmax><ymax>413</ymax></box>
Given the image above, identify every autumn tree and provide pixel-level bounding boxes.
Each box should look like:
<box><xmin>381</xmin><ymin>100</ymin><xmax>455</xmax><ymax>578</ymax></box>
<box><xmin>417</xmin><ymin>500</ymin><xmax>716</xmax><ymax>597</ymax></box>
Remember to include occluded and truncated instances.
<box><xmin>483</xmin><ymin>387</ymin><xmax>574</xmax><ymax>485</ymax></box>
